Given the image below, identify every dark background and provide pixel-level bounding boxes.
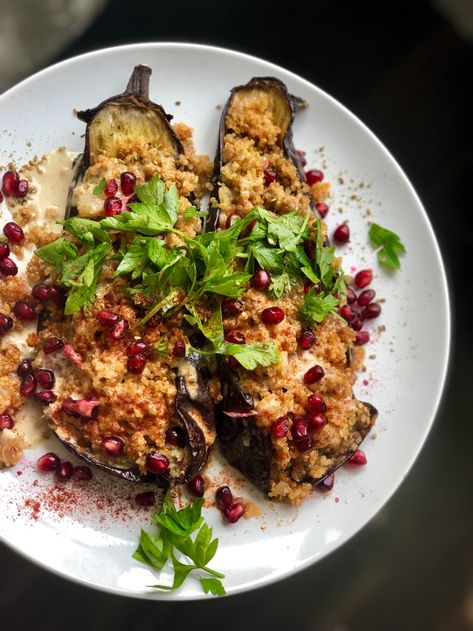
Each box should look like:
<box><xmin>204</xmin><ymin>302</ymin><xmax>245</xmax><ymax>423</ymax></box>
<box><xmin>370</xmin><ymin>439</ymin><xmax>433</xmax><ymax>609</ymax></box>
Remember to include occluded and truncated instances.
<box><xmin>1</xmin><ymin>1</ymin><xmax>471</xmax><ymax>629</ymax></box>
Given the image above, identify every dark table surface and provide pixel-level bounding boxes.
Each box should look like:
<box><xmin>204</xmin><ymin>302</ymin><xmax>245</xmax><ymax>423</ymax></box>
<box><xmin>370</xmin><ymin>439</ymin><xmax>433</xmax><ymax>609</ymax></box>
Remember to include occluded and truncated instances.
<box><xmin>1</xmin><ymin>1</ymin><xmax>471</xmax><ymax>629</ymax></box>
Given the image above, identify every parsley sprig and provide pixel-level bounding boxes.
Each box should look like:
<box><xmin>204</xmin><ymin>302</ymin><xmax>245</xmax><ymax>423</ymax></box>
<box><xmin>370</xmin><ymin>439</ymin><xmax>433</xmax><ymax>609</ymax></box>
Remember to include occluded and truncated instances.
<box><xmin>369</xmin><ymin>222</ymin><xmax>406</xmax><ymax>270</ymax></box>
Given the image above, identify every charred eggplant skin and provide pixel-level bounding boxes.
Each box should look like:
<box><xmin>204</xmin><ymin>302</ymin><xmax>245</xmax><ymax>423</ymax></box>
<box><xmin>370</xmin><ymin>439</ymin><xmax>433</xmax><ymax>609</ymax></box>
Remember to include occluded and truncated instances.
<box><xmin>207</xmin><ymin>76</ymin><xmax>311</xmax><ymax>232</ymax></box>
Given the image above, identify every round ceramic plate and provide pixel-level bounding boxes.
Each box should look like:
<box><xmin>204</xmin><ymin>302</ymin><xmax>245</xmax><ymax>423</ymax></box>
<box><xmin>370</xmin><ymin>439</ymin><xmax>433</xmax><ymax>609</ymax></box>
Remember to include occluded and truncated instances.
<box><xmin>0</xmin><ymin>43</ymin><xmax>450</xmax><ymax>599</ymax></box>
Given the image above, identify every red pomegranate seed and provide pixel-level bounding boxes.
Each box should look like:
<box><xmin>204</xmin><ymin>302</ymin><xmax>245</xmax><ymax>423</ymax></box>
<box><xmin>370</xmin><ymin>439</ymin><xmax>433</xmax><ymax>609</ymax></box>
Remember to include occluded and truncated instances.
<box><xmin>222</xmin><ymin>299</ymin><xmax>243</xmax><ymax>318</ymax></box>
<box><xmin>96</xmin><ymin>310</ymin><xmax>119</xmax><ymax>327</ymax></box>
<box><xmin>263</xmin><ymin>169</ymin><xmax>277</xmax><ymax>185</ymax></box>
<box><xmin>172</xmin><ymin>341</ymin><xmax>186</xmax><ymax>357</ymax></box>
<box><xmin>56</xmin><ymin>461</ymin><xmax>73</xmax><ymax>482</ymax></box>
<box><xmin>42</xmin><ymin>337</ymin><xmax>64</xmax><ymax>354</ymax></box>
<box><xmin>48</xmin><ymin>285</ymin><xmax>66</xmax><ymax>306</ymax></box>
<box><xmin>348</xmin><ymin>449</ymin><xmax>367</xmax><ymax>465</ymax></box>
<box><xmin>135</xmin><ymin>491</ymin><xmax>155</xmax><ymax>507</ymax></box>
<box><xmin>73</xmin><ymin>466</ymin><xmax>93</xmax><ymax>481</ymax></box>
<box><xmin>315</xmin><ymin>202</ymin><xmax>329</xmax><ymax>218</ymax></box>
<box><xmin>0</xmin><ymin>257</ymin><xmax>18</xmax><ymax>276</ymax></box>
<box><xmin>63</xmin><ymin>344</ymin><xmax>83</xmax><ymax>365</ymax></box>
<box><xmin>307</xmin><ymin>412</ymin><xmax>327</xmax><ymax>432</ymax></box>
<box><xmin>261</xmin><ymin>307</ymin><xmax>285</xmax><ymax>325</ymax></box>
<box><xmin>120</xmin><ymin>172</ymin><xmax>136</xmax><ymax>196</ymax></box>
<box><xmin>127</xmin><ymin>340</ymin><xmax>147</xmax><ymax>356</ymax></box>
<box><xmin>34</xmin><ymin>390</ymin><xmax>57</xmax><ymax>405</ymax></box>
<box><xmin>299</xmin><ymin>330</ymin><xmax>316</xmax><ymax>350</ymax></box>
<box><xmin>127</xmin><ymin>194</ymin><xmax>140</xmax><ymax>209</ymax></box>
<box><xmin>146</xmin><ymin>452</ymin><xmax>169</xmax><ymax>475</ymax></box>
<box><xmin>104</xmin><ymin>197</ymin><xmax>122</xmax><ymax>217</ymax></box>
<box><xmin>13</xmin><ymin>301</ymin><xmax>36</xmax><ymax>321</ymax></box>
<box><xmin>339</xmin><ymin>304</ymin><xmax>355</xmax><ymax>323</ymax></box>
<box><xmin>351</xmin><ymin>317</ymin><xmax>363</xmax><ymax>331</ymax></box>
<box><xmin>317</xmin><ymin>474</ymin><xmax>335</xmax><ymax>491</ymax></box>
<box><xmin>104</xmin><ymin>179</ymin><xmax>118</xmax><ymax>197</ymax></box>
<box><xmin>101</xmin><ymin>436</ymin><xmax>125</xmax><ymax>457</ymax></box>
<box><xmin>295</xmin><ymin>435</ymin><xmax>314</xmax><ymax>453</ymax></box>
<box><xmin>0</xmin><ymin>313</ymin><xmax>14</xmax><ymax>335</ymax></box>
<box><xmin>227</xmin><ymin>356</ymin><xmax>240</xmax><ymax>369</ymax></box>
<box><xmin>346</xmin><ymin>287</ymin><xmax>356</xmax><ymax>304</ymax></box>
<box><xmin>296</xmin><ymin>150</ymin><xmax>307</xmax><ymax>167</ymax></box>
<box><xmin>239</xmin><ymin>219</ymin><xmax>256</xmax><ymax>239</ymax></box>
<box><xmin>224</xmin><ymin>502</ymin><xmax>244</xmax><ymax>523</ymax></box>
<box><xmin>34</xmin><ymin>368</ymin><xmax>55</xmax><ymax>389</ymax></box>
<box><xmin>216</xmin><ymin>486</ymin><xmax>233</xmax><ymax>510</ymax></box>
<box><xmin>354</xmin><ymin>269</ymin><xmax>373</xmax><ymax>289</ymax></box>
<box><xmin>362</xmin><ymin>303</ymin><xmax>381</xmax><ymax>319</ymax></box>
<box><xmin>16</xmin><ymin>358</ymin><xmax>32</xmax><ymax>377</ymax></box>
<box><xmin>0</xmin><ymin>242</ymin><xmax>10</xmax><ymax>259</ymax></box>
<box><xmin>355</xmin><ymin>330</ymin><xmax>370</xmax><ymax>345</ymax></box>
<box><xmin>20</xmin><ymin>373</ymin><xmax>37</xmax><ymax>396</ymax></box>
<box><xmin>108</xmin><ymin>318</ymin><xmax>129</xmax><ymax>341</ymax></box>
<box><xmin>224</xmin><ymin>331</ymin><xmax>245</xmax><ymax>344</ymax></box>
<box><xmin>225</xmin><ymin>212</ymin><xmax>240</xmax><ymax>228</ymax></box>
<box><xmin>0</xmin><ymin>413</ymin><xmax>14</xmax><ymax>430</ymax></box>
<box><xmin>1</xmin><ymin>171</ymin><xmax>20</xmax><ymax>196</ymax></box>
<box><xmin>165</xmin><ymin>427</ymin><xmax>187</xmax><ymax>447</ymax></box>
<box><xmin>3</xmin><ymin>222</ymin><xmax>24</xmax><ymax>244</ymax></box>
<box><xmin>187</xmin><ymin>475</ymin><xmax>205</xmax><ymax>497</ymax></box>
<box><xmin>306</xmin><ymin>169</ymin><xmax>324</xmax><ymax>185</ymax></box>
<box><xmin>37</xmin><ymin>452</ymin><xmax>60</xmax><ymax>472</ymax></box>
<box><xmin>307</xmin><ymin>394</ymin><xmax>326</xmax><ymax>413</ymax></box>
<box><xmin>333</xmin><ymin>224</ymin><xmax>350</xmax><ymax>244</ymax></box>
<box><xmin>357</xmin><ymin>289</ymin><xmax>376</xmax><ymax>307</ymax></box>
<box><xmin>303</xmin><ymin>364</ymin><xmax>325</xmax><ymax>384</ymax></box>
<box><xmin>271</xmin><ymin>416</ymin><xmax>289</xmax><ymax>439</ymax></box>
<box><xmin>292</xmin><ymin>417</ymin><xmax>309</xmax><ymax>440</ymax></box>
<box><xmin>65</xmin><ymin>398</ymin><xmax>99</xmax><ymax>419</ymax></box>
<box><xmin>16</xmin><ymin>180</ymin><xmax>29</xmax><ymax>198</ymax></box>
<box><xmin>251</xmin><ymin>269</ymin><xmax>271</xmax><ymax>289</ymax></box>
<box><xmin>127</xmin><ymin>353</ymin><xmax>147</xmax><ymax>374</ymax></box>
<box><xmin>32</xmin><ymin>284</ymin><xmax>50</xmax><ymax>302</ymax></box>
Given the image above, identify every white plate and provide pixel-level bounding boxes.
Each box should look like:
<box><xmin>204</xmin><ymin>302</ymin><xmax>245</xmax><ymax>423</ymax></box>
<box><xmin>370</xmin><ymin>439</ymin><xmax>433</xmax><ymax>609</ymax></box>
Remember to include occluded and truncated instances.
<box><xmin>0</xmin><ymin>43</ymin><xmax>450</xmax><ymax>599</ymax></box>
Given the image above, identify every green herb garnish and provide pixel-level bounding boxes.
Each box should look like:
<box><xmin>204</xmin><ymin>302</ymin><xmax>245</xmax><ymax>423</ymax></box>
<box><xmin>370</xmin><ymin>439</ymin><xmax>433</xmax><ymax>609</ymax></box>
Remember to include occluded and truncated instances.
<box><xmin>300</xmin><ymin>288</ymin><xmax>339</xmax><ymax>323</ymax></box>
<box><xmin>369</xmin><ymin>222</ymin><xmax>406</xmax><ymax>270</ymax></box>
<box><xmin>92</xmin><ymin>177</ymin><xmax>106</xmax><ymax>196</ymax></box>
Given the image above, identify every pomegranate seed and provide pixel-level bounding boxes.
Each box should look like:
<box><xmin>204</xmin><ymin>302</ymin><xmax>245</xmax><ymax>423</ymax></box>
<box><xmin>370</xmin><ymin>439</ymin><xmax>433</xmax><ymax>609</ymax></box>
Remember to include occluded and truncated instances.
<box><xmin>0</xmin><ymin>257</ymin><xmax>18</xmax><ymax>276</ymax></box>
<box><xmin>3</xmin><ymin>222</ymin><xmax>24</xmax><ymax>244</ymax></box>
<box><xmin>61</xmin><ymin>397</ymin><xmax>80</xmax><ymax>417</ymax></box>
<box><xmin>62</xmin><ymin>397</ymin><xmax>99</xmax><ymax>418</ymax></box>
<box><xmin>0</xmin><ymin>313</ymin><xmax>14</xmax><ymax>335</ymax></box>
<box><xmin>13</xmin><ymin>301</ymin><xmax>36</xmax><ymax>321</ymax></box>
<box><xmin>0</xmin><ymin>242</ymin><xmax>10</xmax><ymax>259</ymax></box>
<box><xmin>296</xmin><ymin>150</ymin><xmax>307</xmax><ymax>167</ymax></box>
<box><xmin>306</xmin><ymin>169</ymin><xmax>324</xmax><ymax>185</ymax></box>
<box><xmin>263</xmin><ymin>169</ymin><xmax>276</xmax><ymax>185</ymax></box>
<box><xmin>222</xmin><ymin>299</ymin><xmax>243</xmax><ymax>318</ymax></box>
<box><xmin>317</xmin><ymin>474</ymin><xmax>335</xmax><ymax>491</ymax></box>
<box><xmin>307</xmin><ymin>412</ymin><xmax>327</xmax><ymax>432</ymax></box>
<box><xmin>333</xmin><ymin>224</ymin><xmax>350</xmax><ymax>244</ymax></box>
<box><xmin>224</xmin><ymin>331</ymin><xmax>245</xmax><ymax>344</ymax></box>
<box><xmin>48</xmin><ymin>285</ymin><xmax>66</xmax><ymax>306</ymax></box>
<box><xmin>339</xmin><ymin>304</ymin><xmax>355</xmax><ymax>323</ymax></box>
<box><xmin>165</xmin><ymin>427</ymin><xmax>187</xmax><ymax>447</ymax></box>
<box><xmin>216</xmin><ymin>486</ymin><xmax>233</xmax><ymax>510</ymax></box>
<box><xmin>299</xmin><ymin>330</ymin><xmax>316</xmax><ymax>350</ymax></box>
<box><xmin>351</xmin><ymin>317</ymin><xmax>363</xmax><ymax>331</ymax></box>
<box><xmin>226</xmin><ymin>212</ymin><xmax>240</xmax><ymax>228</ymax></box>
<box><xmin>104</xmin><ymin>197</ymin><xmax>122</xmax><ymax>217</ymax></box>
<box><xmin>187</xmin><ymin>475</ymin><xmax>205</xmax><ymax>497</ymax></box>
<box><xmin>73</xmin><ymin>466</ymin><xmax>93</xmax><ymax>481</ymax></box>
<box><xmin>1</xmin><ymin>171</ymin><xmax>20</xmax><ymax>196</ymax></box>
<box><xmin>224</xmin><ymin>502</ymin><xmax>244</xmax><ymax>523</ymax></box>
<box><xmin>135</xmin><ymin>491</ymin><xmax>155</xmax><ymax>507</ymax></box>
<box><xmin>56</xmin><ymin>461</ymin><xmax>73</xmax><ymax>482</ymax></box>
<box><xmin>32</xmin><ymin>284</ymin><xmax>50</xmax><ymax>302</ymax></box>
<box><xmin>146</xmin><ymin>452</ymin><xmax>169</xmax><ymax>475</ymax></box>
<box><xmin>295</xmin><ymin>435</ymin><xmax>314</xmax><ymax>452</ymax></box>
<box><xmin>104</xmin><ymin>179</ymin><xmax>118</xmax><ymax>197</ymax></box>
<box><xmin>101</xmin><ymin>436</ymin><xmax>125</xmax><ymax>457</ymax></box>
<box><xmin>227</xmin><ymin>356</ymin><xmax>240</xmax><ymax>369</ymax></box>
<box><xmin>16</xmin><ymin>180</ymin><xmax>29</xmax><ymax>198</ymax></box>
<box><xmin>20</xmin><ymin>373</ymin><xmax>37</xmax><ymax>396</ymax></box>
<box><xmin>42</xmin><ymin>337</ymin><xmax>64</xmax><ymax>354</ymax></box>
<box><xmin>63</xmin><ymin>344</ymin><xmax>82</xmax><ymax>365</ymax></box>
<box><xmin>96</xmin><ymin>310</ymin><xmax>119</xmax><ymax>327</ymax></box>
<box><xmin>251</xmin><ymin>269</ymin><xmax>271</xmax><ymax>289</ymax></box>
<box><xmin>34</xmin><ymin>368</ymin><xmax>55</xmax><ymax>389</ymax></box>
<box><xmin>120</xmin><ymin>172</ymin><xmax>136</xmax><ymax>196</ymax></box>
<box><xmin>348</xmin><ymin>449</ymin><xmax>367</xmax><ymax>465</ymax></box>
<box><xmin>355</xmin><ymin>330</ymin><xmax>370</xmax><ymax>345</ymax></box>
<box><xmin>315</xmin><ymin>202</ymin><xmax>329</xmax><ymax>218</ymax></box>
<box><xmin>37</xmin><ymin>452</ymin><xmax>60</xmax><ymax>472</ymax></box>
<box><xmin>292</xmin><ymin>418</ymin><xmax>309</xmax><ymax>441</ymax></box>
<box><xmin>127</xmin><ymin>340</ymin><xmax>147</xmax><ymax>356</ymax></box>
<box><xmin>16</xmin><ymin>358</ymin><xmax>32</xmax><ymax>377</ymax></box>
<box><xmin>108</xmin><ymin>318</ymin><xmax>129</xmax><ymax>341</ymax></box>
<box><xmin>357</xmin><ymin>289</ymin><xmax>376</xmax><ymax>307</ymax></box>
<box><xmin>239</xmin><ymin>219</ymin><xmax>256</xmax><ymax>239</ymax></box>
<box><xmin>354</xmin><ymin>269</ymin><xmax>373</xmax><ymax>289</ymax></box>
<box><xmin>271</xmin><ymin>416</ymin><xmax>289</xmax><ymax>439</ymax></box>
<box><xmin>127</xmin><ymin>194</ymin><xmax>140</xmax><ymax>210</ymax></box>
<box><xmin>127</xmin><ymin>353</ymin><xmax>147</xmax><ymax>374</ymax></box>
<box><xmin>0</xmin><ymin>412</ymin><xmax>14</xmax><ymax>430</ymax></box>
<box><xmin>308</xmin><ymin>394</ymin><xmax>326</xmax><ymax>413</ymax></box>
<box><xmin>34</xmin><ymin>390</ymin><xmax>57</xmax><ymax>405</ymax></box>
<box><xmin>261</xmin><ymin>307</ymin><xmax>285</xmax><ymax>325</ymax></box>
<box><xmin>172</xmin><ymin>341</ymin><xmax>186</xmax><ymax>357</ymax></box>
<box><xmin>362</xmin><ymin>303</ymin><xmax>381</xmax><ymax>319</ymax></box>
<box><xmin>346</xmin><ymin>287</ymin><xmax>356</xmax><ymax>304</ymax></box>
<box><xmin>303</xmin><ymin>364</ymin><xmax>325</xmax><ymax>384</ymax></box>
